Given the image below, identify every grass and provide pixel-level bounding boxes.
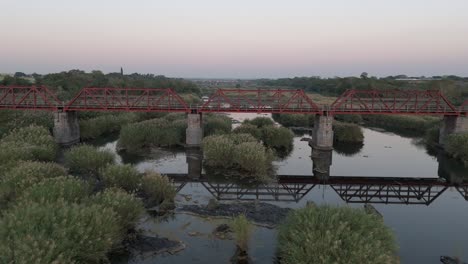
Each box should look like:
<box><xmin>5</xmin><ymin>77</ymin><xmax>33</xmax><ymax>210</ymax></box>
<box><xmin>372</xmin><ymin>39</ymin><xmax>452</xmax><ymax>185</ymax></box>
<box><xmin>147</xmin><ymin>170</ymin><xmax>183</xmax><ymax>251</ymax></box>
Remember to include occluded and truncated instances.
<box><xmin>230</xmin><ymin>214</ymin><xmax>252</xmax><ymax>250</ymax></box>
<box><xmin>278</xmin><ymin>205</ymin><xmax>398</xmax><ymax>264</ymax></box>
<box><xmin>19</xmin><ymin>176</ymin><xmax>91</xmax><ymax>204</ymax></box>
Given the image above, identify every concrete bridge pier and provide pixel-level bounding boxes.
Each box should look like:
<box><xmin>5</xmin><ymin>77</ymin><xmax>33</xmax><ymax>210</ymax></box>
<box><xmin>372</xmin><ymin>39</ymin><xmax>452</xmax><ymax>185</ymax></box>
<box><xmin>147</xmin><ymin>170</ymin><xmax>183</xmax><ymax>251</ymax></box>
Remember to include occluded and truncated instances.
<box><xmin>311</xmin><ymin>148</ymin><xmax>333</xmax><ymax>179</ymax></box>
<box><xmin>186</xmin><ymin>113</ymin><xmax>203</xmax><ymax>147</ymax></box>
<box><xmin>186</xmin><ymin>147</ymin><xmax>203</xmax><ymax>179</ymax></box>
<box><xmin>53</xmin><ymin>111</ymin><xmax>80</xmax><ymax>146</ymax></box>
<box><xmin>312</xmin><ymin>114</ymin><xmax>334</xmax><ymax>150</ymax></box>
<box><xmin>439</xmin><ymin>115</ymin><xmax>468</xmax><ymax>146</ymax></box>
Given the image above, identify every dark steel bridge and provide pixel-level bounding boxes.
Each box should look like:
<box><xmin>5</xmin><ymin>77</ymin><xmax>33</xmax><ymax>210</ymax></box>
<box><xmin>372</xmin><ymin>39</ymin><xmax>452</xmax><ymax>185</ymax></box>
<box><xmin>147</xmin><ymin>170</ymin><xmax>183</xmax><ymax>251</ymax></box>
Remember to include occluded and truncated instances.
<box><xmin>166</xmin><ymin>174</ymin><xmax>468</xmax><ymax>205</ymax></box>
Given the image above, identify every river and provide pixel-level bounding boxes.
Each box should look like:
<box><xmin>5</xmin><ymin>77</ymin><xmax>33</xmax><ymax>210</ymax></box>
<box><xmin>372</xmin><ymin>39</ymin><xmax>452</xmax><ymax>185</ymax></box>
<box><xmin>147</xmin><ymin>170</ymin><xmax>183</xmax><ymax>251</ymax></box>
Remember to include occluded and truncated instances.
<box><xmin>95</xmin><ymin>113</ymin><xmax>468</xmax><ymax>264</ymax></box>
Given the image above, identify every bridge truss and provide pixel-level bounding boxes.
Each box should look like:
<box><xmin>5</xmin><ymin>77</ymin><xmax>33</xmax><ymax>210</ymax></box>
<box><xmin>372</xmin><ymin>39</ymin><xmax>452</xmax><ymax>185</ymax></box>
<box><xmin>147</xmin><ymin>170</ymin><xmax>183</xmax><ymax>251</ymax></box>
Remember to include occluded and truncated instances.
<box><xmin>0</xmin><ymin>86</ymin><xmax>466</xmax><ymax>116</ymax></box>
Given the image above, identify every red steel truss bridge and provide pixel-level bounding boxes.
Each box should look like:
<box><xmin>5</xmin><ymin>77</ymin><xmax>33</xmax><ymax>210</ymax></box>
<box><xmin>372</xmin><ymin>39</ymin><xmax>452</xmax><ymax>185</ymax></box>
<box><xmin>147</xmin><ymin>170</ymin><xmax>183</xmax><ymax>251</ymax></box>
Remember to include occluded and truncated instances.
<box><xmin>0</xmin><ymin>85</ymin><xmax>466</xmax><ymax>116</ymax></box>
<box><xmin>167</xmin><ymin>174</ymin><xmax>468</xmax><ymax>205</ymax></box>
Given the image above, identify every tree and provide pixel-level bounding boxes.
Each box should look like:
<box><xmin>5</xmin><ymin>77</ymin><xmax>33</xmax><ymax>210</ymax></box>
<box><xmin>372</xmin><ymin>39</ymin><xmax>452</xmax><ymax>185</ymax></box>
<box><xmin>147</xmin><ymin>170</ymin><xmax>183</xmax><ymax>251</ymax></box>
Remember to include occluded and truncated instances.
<box><xmin>360</xmin><ymin>72</ymin><xmax>368</xmax><ymax>79</ymax></box>
<box><xmin>14</xmin><ymin>72</ymin><xmax>27</xmax><ymax>77</ymax></box>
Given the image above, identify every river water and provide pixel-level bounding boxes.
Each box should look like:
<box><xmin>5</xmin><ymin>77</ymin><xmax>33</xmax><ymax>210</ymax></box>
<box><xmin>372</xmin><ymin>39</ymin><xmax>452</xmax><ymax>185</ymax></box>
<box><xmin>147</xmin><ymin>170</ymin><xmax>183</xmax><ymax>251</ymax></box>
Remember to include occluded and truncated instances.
<box><xmin>96</xmin><ymin>113</ymin><xmax>468</xmax><ymax>264</ymax></box>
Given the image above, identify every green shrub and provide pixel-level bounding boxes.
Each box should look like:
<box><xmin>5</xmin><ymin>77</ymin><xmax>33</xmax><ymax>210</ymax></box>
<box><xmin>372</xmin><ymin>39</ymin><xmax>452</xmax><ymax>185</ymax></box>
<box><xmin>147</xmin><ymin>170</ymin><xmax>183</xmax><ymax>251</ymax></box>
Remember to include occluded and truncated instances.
<box><xmin>244</xmin><ymin>117</ymin><xmax>274</xmax><ymax>128</ymax></box>
<box><xmin>231</xmin><ymin>214</ymin><xmax>252</xmax><ymax>250</ymax></box>
<box><xmin>140</xmin><ymin>172</ymin><xmax>176</xmax><ymax>206</ymax></box>
<box><xmin>0</xmin><ymin>201</ymin><xmax>120</xmax><ymax>264</ymax></box>
<box><xmin>19</xmin><ymin>176</ymin><xmax>90</xmax><ymax>204</ymax></box>
<box><xmin>424</xmin><ymin>126</ymin><xmax>440</xmax><ymax>146</ymax></box>
<box><xmin>278</xmin><ymin>205</ymin><xmax>398</xmax><ymax>264</ymax></box>
<box><xmin>272</xmin><ymin>113</ymin><xmax>312</xmax><ymax>127</ymax></box>
<box><xmin>100</xmin><ymin>164</ymin><xmax>141</xmax><ymax>192</ymax></box>
<box><xmin>335</xmin><ymin>114</ymin><xmax>363</xmax><ymax>124</ymax></box>
<box><xmin>202</xmin><ymin>135</ymin><xmax>235</xmax><ymax>168</ymax></box>
<box><xmin>89</xmin><ymin>188</ymin><xmax>145</xmax><ymax>231</ymax></box>
<box><xmin>0</xmin><ymin>110</ymin><xmax>53</xmax><ymax>138</ymax></box>
<box><xmin>228</xmin><ymin>133</ymin><xmax>258</xmax><ymax>145</ymax></box>
<box><xmin>204</xmin><ymin>115</ymin><xmax>232</xmax><ymax>136</ymax></box>
<box><xmin>363</xmin><ymin>115</ymin><xmax>440</xmax><ymax>135</ymax></box>
<box><xmin>0</xmin><ymin>162</ymin><xmax>67</xmax><ymax>206</ymax></box>
<box><xmin>233</xmin><ymin>124</ymin><xmax>262</xmax><ymax>139</ymax></box>
<box><xmin>261</xmin><ymin>125</ymin><xmax>294</xmax><ymax>151</ymax></box>
<box><xmin>80</xmin><ymin>113</ymin><xmax>140</xmax><ymax>139</ymax></box>
<box><xmin>64</xmin><ymin>145</ymin><xmax>115</xmax><ymax>175</ymax></box>
<box><xmin>0</xmin><ymin>125</ymin><xmax>57</xmax><ymax>164</ymax></box>
<box><xmin>203</xmin><ymin>134</ymin><xmax>274</xmax><ymax>180</ymax></box>
<box><xmin>233</xmin><ymin>142</ymin><xmax>274</xmax><ymax>178</ymax></box>
<box><xmin>445</xmin><ymin>133</ymin><xmax>468</xmax><ymax>165</ymax></box>
<box><xmin>118</xmin><ymin>118</ymin><xmax>185</xmax><ymax>152</ymax></box>
<box><xmin>333</xmin><ymin>121</ymin><xmax>364</xmax><ymax>143</ymax></box>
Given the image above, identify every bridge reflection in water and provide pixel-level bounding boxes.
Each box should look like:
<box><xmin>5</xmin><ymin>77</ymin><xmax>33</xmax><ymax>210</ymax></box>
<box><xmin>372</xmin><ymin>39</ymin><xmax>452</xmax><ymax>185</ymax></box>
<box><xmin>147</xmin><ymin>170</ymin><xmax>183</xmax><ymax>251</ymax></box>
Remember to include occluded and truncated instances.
<box><xmin>168</xmin><ymin>147</ymin><xmax>468</xmax><ymax>205</ymax></box>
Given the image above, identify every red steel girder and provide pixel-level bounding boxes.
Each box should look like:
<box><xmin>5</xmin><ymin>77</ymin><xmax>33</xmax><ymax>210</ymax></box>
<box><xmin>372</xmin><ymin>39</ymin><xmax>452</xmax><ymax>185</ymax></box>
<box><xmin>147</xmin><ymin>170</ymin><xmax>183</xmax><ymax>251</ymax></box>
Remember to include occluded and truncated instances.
<box><xmin>198</xmin><ymin>89</ymin><xmax>322</xmax><ymax>114</ymax></box>
<box><xmin>330</xmin><ymin>89</ymin><xmax>459</xmax><ymax>115</ymax></box>
<box><xmin>64</xmin><ymin>87</ymin><xmax>189</xmax><ymax>112</ymax></box>
<box><xmin>462</xmin><ymin>100</ymin><xmax>468</xmax><ymax>114</ymax></box>
<box><xmin>0</xmin><ymin>85</ymin><xmax>61</xmax><ymax>111</ymax></box>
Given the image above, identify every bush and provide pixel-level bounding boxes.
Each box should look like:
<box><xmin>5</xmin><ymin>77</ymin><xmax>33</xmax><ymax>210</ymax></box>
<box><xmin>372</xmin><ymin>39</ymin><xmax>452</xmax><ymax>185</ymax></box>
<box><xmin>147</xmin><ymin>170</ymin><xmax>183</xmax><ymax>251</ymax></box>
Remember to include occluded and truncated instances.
<box><xmin>445</xmin><ymin>133</ymin><xmax>468</xmax><ymax>165</ymax></box>
<box><xmin>0</xmin><ymin>125</ymin><xmax>57</xmax><ymax>164</ymax></box>
<box><xmin>333</xmin><ymin>121</ymin><xmax>364</xmax><ymax>143</ymax></box>
<box><xmin>118</xmin><ymin>118</ymin><xmax>185</xmax><ymax>152</ymax></box>
<box><xmin>272</xmin><ymin>113</ymin><xmax>312</xmax><ymax>127</ymax></box>
<box><xmin>363</xmin><ymin>115</ymin><xmax>440</xmax><ymax>135</ymax></box>
<box><xmin>278</xmin><ymin>205</ymin><xmax>397</xmax><ymax>264</ymax></box>
<box><xmin>140</xmin><ymin>172</ymin><xmax>176</xmax><ymax>206</ymax></box>
<box><xmin>80</xmin><ymin>113</ymin><xmax>140</xmax><ymax>139</ymax></box>
<box><xmin>0</xmin><ymin>201</ymin><xmax>121</xmax><ymax>264</ymax></box>
<box><xmin>202</xmin><ymin>135</ymin><xmax>235</xmax><ymax>168</ymax></box>
<box><xmin>261</xmin><ymin>125</ymin><xmax>294</xmax><ymax>152</ymax></box>
<box><xmin>233</xmin><ymin>124</ymin><xmax>262</xmax><ymax>139</ymax></box>
<box><xmin>0</xmin><ymin>110</ymin><xmax>53</xmax><ymax>138</ymax></box>
<box><xmin>244</xmin><ymin>117</ymin><xmax>274</xmax><ymax>128</ymax></box>
<box><xmin>100</xmin><ymin>164</ymin><xmax>141</xmax><ymax>192</ymax></box>
<box><xmin>203</xmin><ymin>134</ymin><xmax>274</xmax><ymax>180</ymax></box>
<box><xmin>231</xmin><ymin>214</ymin><xmax>252</xmax><ymax>250</ymax></box>
<box><xmin>64</xmin><ymin>145</ymin><xmax>115</xmax><ymax>175</ymax></box>
<box><xmin>204</xmin><ymin>115</ymin><xmax>232</xmax><ymax>136</ymax></box>
<box><xmin>335</xmin><ymin>114</ymin><xmax>363</xmax><ymax>124</ymax></box>
<box><xmin>89</xmin><ymin>188</ymin><xmax>145</xmax><ymax>231</ymax></box>
<box><xmin>233</xmin><ymin>142</ymin><xmax>274</xmax><ymax>178</ymax></box>
<box><xmin>424</xmin><ymin>126</ymin><xmax>440</xmax><ymax>146</ymax></box>
<box><xmin>19</xmin><ymin>176</ymin><xmax>90</xmax><ymax>204</ymax></box>
<box><xmin>0</xmin><ymin>162</ymin><xmax>67</xmax><ymax>206</ymax></box>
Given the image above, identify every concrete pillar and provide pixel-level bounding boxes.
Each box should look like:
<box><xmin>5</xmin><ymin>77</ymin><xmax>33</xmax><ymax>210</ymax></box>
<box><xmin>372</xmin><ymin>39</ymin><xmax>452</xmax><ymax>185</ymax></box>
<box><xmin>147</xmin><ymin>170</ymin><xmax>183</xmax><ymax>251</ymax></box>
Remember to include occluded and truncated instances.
<box><xmin>312</xmin><ymin>114</ymin><xmax>334</xmax><ymax>150</ymax></box>
<box><xmin>439</xmin><ymin>115</ymin><xmax>468</xmax><ymax>146</ymax></box>
<box><xmin>186</xmin><ymin>113</ymin><xmax>203</xmax><ymax>147</ymax></box>
<box><xmin>311</xmin><ymin>148</ymin><xmax>332</xmax><ymax>179</ymax></box>
<box><xmin>186</xmin><ymin>147</ymin><xmax>202</xmax><ymax>179</ymax></box>
<box><xmin>53</xmin><ymin>111</ymin><xmax>80</xmax><ymax>146</ymax></box>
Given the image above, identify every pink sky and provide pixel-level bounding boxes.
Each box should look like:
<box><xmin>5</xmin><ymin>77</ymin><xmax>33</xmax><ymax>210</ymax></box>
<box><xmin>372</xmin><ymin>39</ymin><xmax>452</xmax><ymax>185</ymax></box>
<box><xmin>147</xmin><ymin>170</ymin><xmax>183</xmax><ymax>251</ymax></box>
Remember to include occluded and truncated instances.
<box><xmin>1</xmin><ymin>0</ymin><xmax>468</xmax><ymax>78</ymax></box>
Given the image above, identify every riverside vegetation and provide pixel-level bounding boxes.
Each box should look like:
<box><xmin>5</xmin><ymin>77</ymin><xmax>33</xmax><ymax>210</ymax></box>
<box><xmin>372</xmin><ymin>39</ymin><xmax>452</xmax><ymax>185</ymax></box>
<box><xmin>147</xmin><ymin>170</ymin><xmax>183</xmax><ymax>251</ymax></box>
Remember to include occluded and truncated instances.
<box><xmin>278</xmin><ymin>205</ymin><xmax>398</xmax><ymax>264</ymax></box>
<box><xmin>0</xmin><ymin>125</ymin><xmax>175</xmax><ymax>263</ymax></box>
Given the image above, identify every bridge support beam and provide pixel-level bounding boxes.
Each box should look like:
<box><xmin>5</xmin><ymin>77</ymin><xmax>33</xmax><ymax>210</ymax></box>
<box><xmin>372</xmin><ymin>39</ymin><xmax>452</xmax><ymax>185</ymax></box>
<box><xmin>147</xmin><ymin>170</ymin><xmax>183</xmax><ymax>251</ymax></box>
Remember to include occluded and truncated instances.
<box><xmin>186</xmin><ymin>113</ymin><xmax>203</xmax><ymax>147</ymax></box>
<box><xmin>53</xmin><ymin>111</ymin><xmax>80</xmax><ymax>146</ymax></box>
<box><xmin>312</xmin><ymin>114</ymin><xmax>334</xmax><ymax>150</ymax></box>
<box><xmin>439</xmin><ymin>115</ymin><xmax>468</xmax><ymax>146</ymax></box>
